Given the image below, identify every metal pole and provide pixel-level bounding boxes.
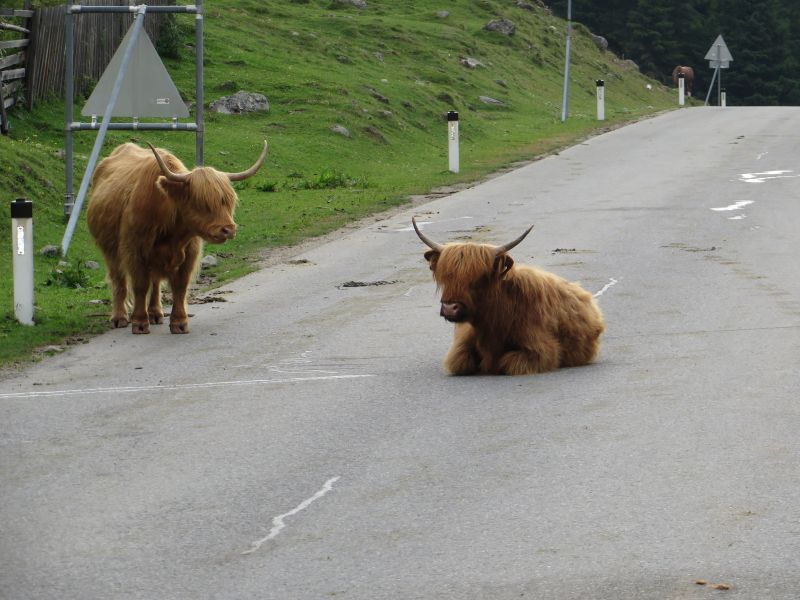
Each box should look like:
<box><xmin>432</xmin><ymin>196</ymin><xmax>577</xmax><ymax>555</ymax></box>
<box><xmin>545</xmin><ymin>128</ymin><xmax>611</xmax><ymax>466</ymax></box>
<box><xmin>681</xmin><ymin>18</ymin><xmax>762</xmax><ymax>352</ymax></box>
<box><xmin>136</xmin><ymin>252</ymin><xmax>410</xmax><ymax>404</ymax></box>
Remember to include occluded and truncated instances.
<box><xmin>11</xmin><ymin>198</ymin><xmax>34</xmax><ymax>325</ymax></box>
<box><xmin>64</xmin><ymin>0</ymin><xmax>74</xmax><ymax>218</ymax></box>
<box><xmin>560</xmin><ymin>0</ymin><xmax>572</xmax><ymax>122</ymax></box>
<box><xmin>61</xmin><ymin>5</ymin><xmax>148</xmax><ymax>256</ymax></box>
<box><xmin>195</xmin><ymin>0</ymin><xmax>204</xmax><ymax>165</ymax></box>
<box><xmin>704</xmin><ymin>66</ymin><xmax>719</xmax><ymax>106</ymax></box>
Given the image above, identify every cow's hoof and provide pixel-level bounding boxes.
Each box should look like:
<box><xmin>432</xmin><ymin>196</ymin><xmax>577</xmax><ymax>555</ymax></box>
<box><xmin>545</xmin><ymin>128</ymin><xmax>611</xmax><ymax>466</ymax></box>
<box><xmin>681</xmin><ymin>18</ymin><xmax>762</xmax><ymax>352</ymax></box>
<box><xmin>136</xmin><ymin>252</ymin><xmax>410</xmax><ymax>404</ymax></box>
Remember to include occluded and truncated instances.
<box><xmin>170</xmin><ymin>321</ymin><xmax>190</xmax><ymax>334</ymax></box>
<box><xmin>111</xmin><ymin>316</ymin><xmax>129</xmax><ymax>328</ymax></box>
<box><xmin>131</xmin><ymin>322</ymin><xmax>150</xmax><ymax>334</ymax></box>
<box><xmin>149</xmin><ymin>313</ymin><xmax>164</xmax><ymax>324</ymax></box>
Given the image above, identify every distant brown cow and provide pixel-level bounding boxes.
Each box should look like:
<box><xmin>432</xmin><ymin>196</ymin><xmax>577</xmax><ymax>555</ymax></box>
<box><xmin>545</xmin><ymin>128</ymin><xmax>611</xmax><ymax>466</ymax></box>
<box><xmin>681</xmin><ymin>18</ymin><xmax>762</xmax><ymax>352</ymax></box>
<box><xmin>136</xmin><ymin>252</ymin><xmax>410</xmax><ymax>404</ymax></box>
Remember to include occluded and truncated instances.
<box><xmin>672</xmin><ymin>65</ymin><xmax>694</xmax><ymax>96</ymax></box>
<box><xmin>87</xmin><ymin>140</ymin><xmax>268</xmax><ymax>334</ymax></box>
<box><xmin>413</xmin><ymin>218</ymin><xmax>605</xmax><ymax>375</ymax></box>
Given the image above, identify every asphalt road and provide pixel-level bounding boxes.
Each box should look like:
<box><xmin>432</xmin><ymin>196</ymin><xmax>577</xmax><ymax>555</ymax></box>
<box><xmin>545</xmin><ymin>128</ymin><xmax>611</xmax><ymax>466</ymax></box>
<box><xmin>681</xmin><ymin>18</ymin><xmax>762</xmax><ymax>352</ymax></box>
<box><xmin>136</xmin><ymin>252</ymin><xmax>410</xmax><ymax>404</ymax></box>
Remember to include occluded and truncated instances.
<box><xmin>2</xmin><ymin>107</ymin><xmax>799</xmax><ymax>599</ymax></box>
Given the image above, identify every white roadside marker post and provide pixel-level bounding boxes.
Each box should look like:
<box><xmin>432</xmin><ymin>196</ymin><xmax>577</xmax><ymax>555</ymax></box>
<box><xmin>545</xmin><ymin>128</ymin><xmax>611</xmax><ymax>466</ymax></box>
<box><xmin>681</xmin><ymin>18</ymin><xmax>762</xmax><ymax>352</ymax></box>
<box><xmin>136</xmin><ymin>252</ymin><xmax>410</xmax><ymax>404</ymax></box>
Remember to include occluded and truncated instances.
<box><xmin>721</xmin><ymin>88</ymin><xmax>727</xmax><ymax>107</ymax></box>
<box><xmin>11</xmin><ymin>198</ymin><xmax>34</xmax><ymax>325</ymax></box>
<box><xmin>678</xmin><ymin>73</ymin><xmax>685</xmax><ymax>106</ymax></box>
<box><xmin>596</xmin><ymin>79</ymin><xmax>605</xmax><ymax>121</ymax></box>
<box><xmin>447</xmin><ymin>111</ymin><xmax>459</xmax><ymax>174</ymax></box>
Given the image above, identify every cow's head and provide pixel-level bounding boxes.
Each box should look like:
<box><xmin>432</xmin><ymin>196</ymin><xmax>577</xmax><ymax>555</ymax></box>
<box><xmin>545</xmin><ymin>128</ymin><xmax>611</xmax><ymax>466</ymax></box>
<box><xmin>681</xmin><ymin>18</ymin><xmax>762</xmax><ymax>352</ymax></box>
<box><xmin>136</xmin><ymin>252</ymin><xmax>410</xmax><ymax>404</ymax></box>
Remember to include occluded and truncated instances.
<box><xmin>413</xmin><ymin>217</ymin><xmax>533</xmax><ymax>323</ymax></box>
<box><xmin>147</xmin><ymin>141</ymin><xmax>268</xmax><ymax>244</ymax></box>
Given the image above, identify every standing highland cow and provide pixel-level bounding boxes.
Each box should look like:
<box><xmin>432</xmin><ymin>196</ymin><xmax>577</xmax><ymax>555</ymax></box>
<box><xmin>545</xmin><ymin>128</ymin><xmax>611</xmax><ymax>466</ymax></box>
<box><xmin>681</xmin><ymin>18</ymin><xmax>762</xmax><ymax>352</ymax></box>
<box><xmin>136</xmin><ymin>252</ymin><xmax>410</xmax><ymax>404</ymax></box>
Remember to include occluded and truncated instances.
<box><xmin>413</xmin><ymin>217</ymin><xmax>604</xmax><ymax>375</ymax></box>
<box><xmin>672</xmin><ymin>65</ymin><xmax>694</xmax><ymax>96</ymax></box>
<box><xmin>87</xmin><ymin>140</ymin><xmax>268</xmax><ymax>334</ymax></box>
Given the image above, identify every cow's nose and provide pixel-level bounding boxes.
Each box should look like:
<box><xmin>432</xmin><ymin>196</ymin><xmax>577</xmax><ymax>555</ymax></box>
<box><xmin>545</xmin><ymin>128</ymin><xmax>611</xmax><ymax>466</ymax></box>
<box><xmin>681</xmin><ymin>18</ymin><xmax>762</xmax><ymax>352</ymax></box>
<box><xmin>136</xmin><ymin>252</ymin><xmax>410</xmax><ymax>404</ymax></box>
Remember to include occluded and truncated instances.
<box><xmin>220</xmin><ymin>224</ymin><xmax>237</xmax><ymax>239</ymax></box>
<box><xmin>440</xmin><ymin>302</ymin><xmax>462</xmax><ymax>320</ymax></box>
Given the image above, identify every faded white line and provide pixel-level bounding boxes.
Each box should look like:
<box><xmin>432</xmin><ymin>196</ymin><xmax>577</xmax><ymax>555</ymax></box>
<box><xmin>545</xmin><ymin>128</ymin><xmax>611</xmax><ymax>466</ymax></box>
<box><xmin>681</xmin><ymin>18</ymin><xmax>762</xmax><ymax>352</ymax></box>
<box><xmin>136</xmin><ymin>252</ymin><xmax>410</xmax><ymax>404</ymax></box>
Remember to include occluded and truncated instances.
<box><xmin>593</xmin><ymin>278</ymin><xmax>619</xmax><ymax>298</ymax></box>
<box><xmin>711</xmin><ymin>200</ymin><xmax>753</xmax><ymax>212</ymax></box>
<box><xmin>739</xmin><ymin>170</ymin><xmax>797</xmax><ymax>183</ymax></box>
<box><xmin>0</xmin><ymin>375</ymin><xmax>374</xmax><ymax>400</ymax></box>
<box><xmin>243</xmin><ymin>476</ymin><xmax>341</xmax><ymax>555</ymax></box>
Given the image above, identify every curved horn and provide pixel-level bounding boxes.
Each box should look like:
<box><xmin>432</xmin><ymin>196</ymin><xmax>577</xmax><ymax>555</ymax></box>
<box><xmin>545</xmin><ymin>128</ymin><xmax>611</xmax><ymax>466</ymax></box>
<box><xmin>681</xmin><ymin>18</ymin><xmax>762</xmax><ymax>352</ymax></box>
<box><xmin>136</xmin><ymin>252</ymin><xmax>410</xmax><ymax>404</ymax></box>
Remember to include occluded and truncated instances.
<box><xmin>412</xmin><ymin>217</ymin><xmax>444</xmax><ymax>253</ymax></box>
<box><xmin>495</xmin><ymin>225</ymin><xmax>534</xmax><ymax>255</ymax></box>
<box><xmin>147</xmin><ymin>142</ymin><xmax>189</xmax><ymax>183</ymax></box>
<box><xmin>225</xmin><ymin>140</ymin><xmax>269</xmax><ymax>182</ymax></box>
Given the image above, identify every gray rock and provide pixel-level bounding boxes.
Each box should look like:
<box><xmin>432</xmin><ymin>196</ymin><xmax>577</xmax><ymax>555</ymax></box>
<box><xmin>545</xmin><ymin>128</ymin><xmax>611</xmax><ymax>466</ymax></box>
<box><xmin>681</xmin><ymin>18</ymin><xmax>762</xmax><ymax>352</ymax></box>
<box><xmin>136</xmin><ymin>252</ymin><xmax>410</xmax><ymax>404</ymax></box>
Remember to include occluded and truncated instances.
<box><xmin>331</xmin><ymin>124</ymin><xmax>351</xmax><ymax>138</ymax></box>
<box><xmin>620</xmin><ymin>59</ymin><xmax>640</xmax><ymax>72</ymax></box>
<box><xmin>201</xmin><ymin>255</ymin><xmax>218</xmax><ymax>268</ymax></box>
<box><xmin>591</xmin><ymin>34</ymin><xmax>608</xmax><ymax>52</ymax></box>
<box><xmin>331</xmin><ymin>0</ymin><xmax>367</xmax><ymax>8</ymax></box>
<box><xmin>460</xmin><ymin>57</ymin><xmax>484</xmax><ymax>69</ymax></box>
<box><xmin>516</xmin><ymin>0</ymin><xmax>550</xmax><ymax>13</ymax></box>
<box><xmin>479</xmin><ymin>95</ymin><xmax>506</xmax><ymax>105</ymax></box>
<box><xmin>40</xmin><ymin>245</ymin><xmax>60</xmax><ymax>258</ymax></box>
<box><xmin>209</xmin><ymin>91</ymin><xmax>269</xmax><ymax>114</ymax></box>
<box><xmin>436</xmin><ymin>10</ymin><xmax>449</xmax><ymax>18</ymax></box>
<box><xmin>484</xmin><ymin>19</ymin><xmax>515</xmax><ymax>36</ymax></box>
<box><xmin>84</xmin><ymin>260</ymin><xmax>100</xmax><ymax>270</ymax></box>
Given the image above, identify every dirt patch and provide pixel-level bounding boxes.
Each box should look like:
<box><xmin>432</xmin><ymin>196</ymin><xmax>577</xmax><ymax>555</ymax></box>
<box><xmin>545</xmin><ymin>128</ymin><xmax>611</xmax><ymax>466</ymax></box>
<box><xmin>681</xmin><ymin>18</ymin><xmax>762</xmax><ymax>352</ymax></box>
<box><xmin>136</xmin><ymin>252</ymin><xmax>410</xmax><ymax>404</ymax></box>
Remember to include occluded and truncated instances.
<box><xmin>337</xmin><ymin>280</ymin><xmax>398</xmax><ymax>289</ymax></box>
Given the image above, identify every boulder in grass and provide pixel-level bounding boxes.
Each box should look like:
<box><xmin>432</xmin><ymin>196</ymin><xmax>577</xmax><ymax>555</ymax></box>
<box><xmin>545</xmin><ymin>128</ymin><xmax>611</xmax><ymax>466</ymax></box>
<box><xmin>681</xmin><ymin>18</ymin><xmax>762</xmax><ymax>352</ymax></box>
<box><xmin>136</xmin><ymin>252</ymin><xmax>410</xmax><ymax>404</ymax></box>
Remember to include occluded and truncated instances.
<box><xmin>484</xmin><ymin>19</ymin><xmax>515</xmax><ymax>36</ymax></box>
<box><xmin>209</xmin><ymin>91</ymin><xmax>269</xmax><ymax>115</ymax></box>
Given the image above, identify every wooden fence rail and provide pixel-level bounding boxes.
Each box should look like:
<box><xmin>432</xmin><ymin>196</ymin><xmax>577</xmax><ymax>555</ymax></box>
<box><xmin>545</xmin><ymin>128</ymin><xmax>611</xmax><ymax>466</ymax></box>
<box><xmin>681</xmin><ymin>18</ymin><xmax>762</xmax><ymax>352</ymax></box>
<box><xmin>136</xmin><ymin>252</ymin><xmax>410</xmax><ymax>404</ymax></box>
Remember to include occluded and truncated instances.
<box><xmin>0</xmin><ymin>3</ymin><xmax>31</xmax><ymax>133</ymax></box>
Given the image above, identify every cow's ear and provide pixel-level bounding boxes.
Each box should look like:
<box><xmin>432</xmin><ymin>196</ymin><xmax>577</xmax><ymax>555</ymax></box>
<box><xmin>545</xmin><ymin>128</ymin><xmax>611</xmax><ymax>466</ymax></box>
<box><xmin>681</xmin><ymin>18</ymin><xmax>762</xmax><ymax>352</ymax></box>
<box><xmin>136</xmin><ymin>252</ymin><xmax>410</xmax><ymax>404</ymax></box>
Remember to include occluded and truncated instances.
<box><xmin>424</xmin><ymin>250</ymin><xmax>439</xmax><ymax>270</ymax></box>
<box><xmin>156</xmin><ymin>175</ymin><xmax>186</xmax><ymax>193</ymax></box>
<box><xmin>494</xmin><ymin>253</ymin><xmax>514</xmax><ymax>278</ymax></box>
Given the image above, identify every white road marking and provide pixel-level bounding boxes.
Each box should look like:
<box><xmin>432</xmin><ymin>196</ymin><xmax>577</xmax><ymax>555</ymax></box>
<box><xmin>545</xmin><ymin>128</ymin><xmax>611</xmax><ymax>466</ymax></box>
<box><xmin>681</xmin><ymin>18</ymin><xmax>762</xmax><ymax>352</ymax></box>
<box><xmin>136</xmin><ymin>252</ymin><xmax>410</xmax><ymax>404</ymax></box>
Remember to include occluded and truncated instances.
<box><xmin>242</xmin><ymin>476</ymin><xmax>341</xmax><ymax>555</ymax></box>
<box><xmin>710</xmin><ymin>200</ymin><xmax>753</xmax><ymax>212</ymax></box>
<box><xmin>728</xmin><ymin>215</ymin><xmax>747</xmax><ymax>220</ymax></box>
<box><xmin>0</xmin><ymin>375</ymin><xmax>374</xmax><ymax>400</ymax></box>
<box><xmin>593</xmin><ymin>278</ymin><xmax>618</xmax><ymax>298</ymax></box>
<box><xmin>739</xmin><ymin>170</ymin><xmax>797</xmax><ymax>183</ymax></box>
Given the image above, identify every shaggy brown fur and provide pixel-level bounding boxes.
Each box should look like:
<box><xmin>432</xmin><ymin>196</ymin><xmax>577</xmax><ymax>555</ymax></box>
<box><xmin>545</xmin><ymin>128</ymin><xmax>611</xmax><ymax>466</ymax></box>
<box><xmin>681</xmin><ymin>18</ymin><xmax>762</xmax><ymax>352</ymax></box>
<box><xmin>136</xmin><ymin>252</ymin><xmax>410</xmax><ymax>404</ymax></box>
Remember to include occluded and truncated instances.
<box><xmin>420</xmin><ymin>231</ymin><xmax>605</xmax><ymax>376</ymax></box>
<box><xmin>87</xmin><ymin>141</ymin><xmax>266</xmax><ymax>334</ymax></box>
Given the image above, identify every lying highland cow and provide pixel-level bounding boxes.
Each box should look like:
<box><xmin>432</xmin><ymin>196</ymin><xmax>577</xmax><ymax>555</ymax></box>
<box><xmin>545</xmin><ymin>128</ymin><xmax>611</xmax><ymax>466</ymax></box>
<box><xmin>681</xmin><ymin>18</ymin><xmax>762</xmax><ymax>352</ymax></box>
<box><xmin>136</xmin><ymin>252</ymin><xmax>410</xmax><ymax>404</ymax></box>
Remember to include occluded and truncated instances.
<box><xmin>87</xmin><ymin>140</ymin><xmax>268</xmax><ymax>334</ymax></box>
<box><xmin>413</xmin><ymin>217</ymin><xmax>604</xmax><ymax>375</ymax></box>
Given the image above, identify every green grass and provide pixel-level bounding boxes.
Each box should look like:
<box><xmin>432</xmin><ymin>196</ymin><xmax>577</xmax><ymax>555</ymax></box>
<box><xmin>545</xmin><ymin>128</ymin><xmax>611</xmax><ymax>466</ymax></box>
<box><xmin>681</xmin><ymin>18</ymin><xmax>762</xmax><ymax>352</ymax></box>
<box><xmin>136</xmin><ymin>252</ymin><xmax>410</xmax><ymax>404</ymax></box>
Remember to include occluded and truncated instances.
<box><xmin>0</xmin><ymin>0</ymin><xmax>681</xmax><ymax>368</ymax></box>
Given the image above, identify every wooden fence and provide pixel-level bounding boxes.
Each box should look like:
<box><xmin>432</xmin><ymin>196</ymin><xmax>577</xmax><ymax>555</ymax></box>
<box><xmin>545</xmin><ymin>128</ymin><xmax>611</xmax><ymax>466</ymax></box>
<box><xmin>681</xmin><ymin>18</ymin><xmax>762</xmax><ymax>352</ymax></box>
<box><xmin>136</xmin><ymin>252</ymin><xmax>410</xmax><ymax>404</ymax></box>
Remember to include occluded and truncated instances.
<box><xmin>0</xmin><ymin>2</ymin><xmax>32</xmax><ymax>133</ymax></box>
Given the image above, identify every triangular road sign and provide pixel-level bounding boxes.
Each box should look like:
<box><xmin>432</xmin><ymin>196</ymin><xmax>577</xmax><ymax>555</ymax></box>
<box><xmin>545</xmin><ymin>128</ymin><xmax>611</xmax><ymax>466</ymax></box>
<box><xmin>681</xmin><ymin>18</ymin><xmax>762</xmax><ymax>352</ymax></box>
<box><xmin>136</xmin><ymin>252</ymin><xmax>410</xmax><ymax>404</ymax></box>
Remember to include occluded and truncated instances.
<box><xmin>705</xmin><ymin>34</ymin><xmax>733</xmax><ymax>68</ymax></box>
<box><xmin>82</xmin><ymin>22</ymin><xmax>189</xmax><ymax>118</ymax></box>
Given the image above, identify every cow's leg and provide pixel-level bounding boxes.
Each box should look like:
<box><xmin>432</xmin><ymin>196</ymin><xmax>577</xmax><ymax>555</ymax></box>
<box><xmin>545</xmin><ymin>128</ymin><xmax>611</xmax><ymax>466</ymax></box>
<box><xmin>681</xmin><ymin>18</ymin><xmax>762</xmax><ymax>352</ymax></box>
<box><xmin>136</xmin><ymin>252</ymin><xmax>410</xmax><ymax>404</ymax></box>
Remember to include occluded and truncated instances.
<box><xmin>148</xmin><ymin>278</ymin><xmax>164</xmax><ymax>324</ymax></box>
<box><xmin>498</xmin><ymin>334</ymin><xmax>560</xmax><ymax>375</ymax></box>
<box><xmin>129</xmin><ymin>269</ymin><xmax>151</xmax><ymax>334</ymax></box>
<box><xmin>106</xmin><ymin>259</ymin><xmax>129</xmax><ymax>329</ymax></box>
<box><xmin>167</xmin><ymin>240</ymin><xmax>200</xmax><ymax>334</ymax></box>
<box><xmin>443</xmin><ymin>323</ymin><xmax>480</xmax><ymax>375</ymax></box>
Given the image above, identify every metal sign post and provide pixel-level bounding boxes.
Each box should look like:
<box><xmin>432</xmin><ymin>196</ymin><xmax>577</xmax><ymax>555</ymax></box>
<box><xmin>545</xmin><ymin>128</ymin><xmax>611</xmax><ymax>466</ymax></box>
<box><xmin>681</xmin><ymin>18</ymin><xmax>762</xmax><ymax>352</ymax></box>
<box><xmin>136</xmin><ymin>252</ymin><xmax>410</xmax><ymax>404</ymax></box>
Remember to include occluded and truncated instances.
<box><xmin>11</xmin><ymin>198</ymin><xmax>34</xmax><ymax>325</ymax></box>
<box><xmin>62</xmin><ymin>5</ymin><xmax>149</xmax><ymax>256</ymax></box>
<box><xmin>704</xmin><ymin>35</ymin><xmax>733</xmax><ymax>106</ymax></box>
<box><xmin>560</xmin><ymin>0</ymin><xmax>572</xmax><ymax>122</ymax></box>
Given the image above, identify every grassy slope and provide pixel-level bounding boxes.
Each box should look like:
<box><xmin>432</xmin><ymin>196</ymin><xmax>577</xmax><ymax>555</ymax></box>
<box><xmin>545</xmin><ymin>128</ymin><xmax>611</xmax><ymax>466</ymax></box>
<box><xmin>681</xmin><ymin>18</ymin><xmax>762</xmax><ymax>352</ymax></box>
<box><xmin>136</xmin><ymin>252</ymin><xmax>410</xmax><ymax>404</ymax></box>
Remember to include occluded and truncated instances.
<box><xmin>0</xmin><ymin>0</ymin><xmax>678</xmax><ymax>367</ymax></box>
